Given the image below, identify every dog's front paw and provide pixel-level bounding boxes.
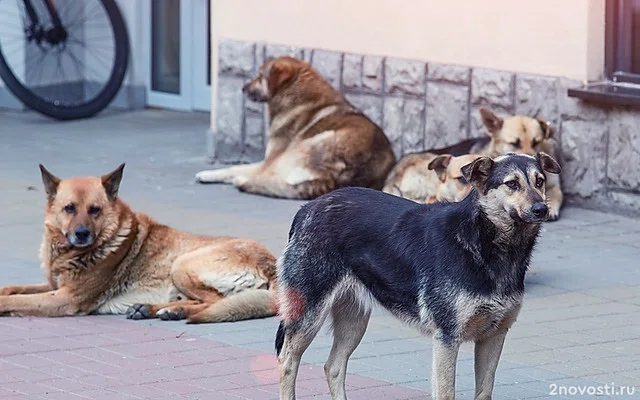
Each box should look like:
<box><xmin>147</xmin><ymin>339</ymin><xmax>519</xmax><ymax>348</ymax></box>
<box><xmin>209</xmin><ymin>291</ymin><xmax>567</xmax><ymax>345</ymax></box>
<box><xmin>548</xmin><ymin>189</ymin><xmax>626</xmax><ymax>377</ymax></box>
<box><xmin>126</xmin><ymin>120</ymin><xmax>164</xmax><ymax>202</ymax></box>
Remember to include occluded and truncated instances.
<box><xmin>547</xmin><ymin>209</ymin><xmax>560</xmax><ymax>222</ymax></box>
<box><xmin>156</xmin><ymin>307</ymin><xmax>186</xmax><ymax>321</ymax></box>
<box><xmin>194</xmin><ymin>170</ymin><xmax>209</xmax><ymax>183</ymax></box>
<box><xmin>126</xmin><ymin>303</ymin><xmax>153</xmax><ymax>320</ymax></box>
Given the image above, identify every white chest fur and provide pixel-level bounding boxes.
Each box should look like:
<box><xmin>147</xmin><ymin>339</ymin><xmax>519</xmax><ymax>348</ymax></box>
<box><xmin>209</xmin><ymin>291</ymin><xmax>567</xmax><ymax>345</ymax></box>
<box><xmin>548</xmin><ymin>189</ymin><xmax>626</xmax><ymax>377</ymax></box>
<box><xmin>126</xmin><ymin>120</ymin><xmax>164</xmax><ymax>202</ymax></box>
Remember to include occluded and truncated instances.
<box><xmin>96</xmin><ymin>286</ymin><xmax>177</xmax><ymax>314</ymax></box>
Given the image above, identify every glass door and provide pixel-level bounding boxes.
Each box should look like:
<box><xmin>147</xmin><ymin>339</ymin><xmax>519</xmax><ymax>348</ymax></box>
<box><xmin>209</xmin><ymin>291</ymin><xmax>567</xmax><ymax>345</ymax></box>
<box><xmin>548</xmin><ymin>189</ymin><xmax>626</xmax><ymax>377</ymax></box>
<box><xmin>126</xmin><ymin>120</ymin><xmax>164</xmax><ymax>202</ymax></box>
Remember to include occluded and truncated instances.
<box><xmin>145</xmin><ymin>0</ymin><xmax>210</xmax><ymax>111</ymax></box>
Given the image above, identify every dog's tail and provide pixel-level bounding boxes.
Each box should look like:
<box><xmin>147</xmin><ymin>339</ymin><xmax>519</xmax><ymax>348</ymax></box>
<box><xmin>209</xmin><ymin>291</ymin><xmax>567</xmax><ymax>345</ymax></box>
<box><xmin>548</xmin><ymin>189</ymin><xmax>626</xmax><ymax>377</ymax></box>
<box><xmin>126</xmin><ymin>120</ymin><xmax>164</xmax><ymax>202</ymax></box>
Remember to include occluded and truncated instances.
<box><xmin>186</xmin><ymin>289</ymin><xmax>277</xmax><ymax>324</ymax></box>
<box><xmin>275</xmin><ymin>321</ymin><xmax>286</xmax><ymax>356</ymax></box>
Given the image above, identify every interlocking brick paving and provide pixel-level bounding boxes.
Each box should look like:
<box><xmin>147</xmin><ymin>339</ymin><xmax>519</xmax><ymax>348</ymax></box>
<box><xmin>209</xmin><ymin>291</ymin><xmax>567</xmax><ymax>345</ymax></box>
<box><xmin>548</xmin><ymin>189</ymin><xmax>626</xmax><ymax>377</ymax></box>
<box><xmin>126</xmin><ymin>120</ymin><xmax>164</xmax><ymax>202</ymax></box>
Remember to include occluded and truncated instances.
<box><xmin>0</xmin><ymin>316</ymin><xmax>429</xmax><ymax>399</ymax></box>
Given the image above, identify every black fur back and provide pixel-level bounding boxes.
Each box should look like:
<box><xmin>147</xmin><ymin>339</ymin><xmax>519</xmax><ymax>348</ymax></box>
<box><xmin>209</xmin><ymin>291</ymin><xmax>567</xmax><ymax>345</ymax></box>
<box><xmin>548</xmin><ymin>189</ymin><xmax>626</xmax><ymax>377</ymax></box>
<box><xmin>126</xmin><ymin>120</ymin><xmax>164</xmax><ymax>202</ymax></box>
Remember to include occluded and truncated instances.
<box><xmin>277</xmin><ymin>185</ymin><xmax>542</xmax><ymax>341</ymax></box>
<box><xmin>428</xmin><ymin>136</ymin><xmax>491</xmax><ymax>156</ymax></box>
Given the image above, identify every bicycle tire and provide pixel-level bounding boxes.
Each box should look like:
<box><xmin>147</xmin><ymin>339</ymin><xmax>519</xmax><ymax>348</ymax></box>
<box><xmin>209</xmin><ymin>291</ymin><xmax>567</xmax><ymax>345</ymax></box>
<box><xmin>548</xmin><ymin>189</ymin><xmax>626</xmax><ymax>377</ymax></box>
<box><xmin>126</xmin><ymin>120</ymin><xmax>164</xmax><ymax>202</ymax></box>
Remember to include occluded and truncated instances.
<box><xmin>0</xmin><ymin>0</ymin><xmax>130</xmax><ymax>121</ymax></box>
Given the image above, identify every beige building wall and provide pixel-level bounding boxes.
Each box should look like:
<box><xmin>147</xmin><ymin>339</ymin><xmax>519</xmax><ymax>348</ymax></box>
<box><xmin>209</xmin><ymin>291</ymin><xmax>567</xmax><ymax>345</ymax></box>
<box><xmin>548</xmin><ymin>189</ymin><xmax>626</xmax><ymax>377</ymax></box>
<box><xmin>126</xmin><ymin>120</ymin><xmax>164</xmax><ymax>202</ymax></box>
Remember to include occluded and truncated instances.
<box><xmin>209</xmin><ymin>0</ymin><xmax>606</xmax><ymax>128</ymax></box>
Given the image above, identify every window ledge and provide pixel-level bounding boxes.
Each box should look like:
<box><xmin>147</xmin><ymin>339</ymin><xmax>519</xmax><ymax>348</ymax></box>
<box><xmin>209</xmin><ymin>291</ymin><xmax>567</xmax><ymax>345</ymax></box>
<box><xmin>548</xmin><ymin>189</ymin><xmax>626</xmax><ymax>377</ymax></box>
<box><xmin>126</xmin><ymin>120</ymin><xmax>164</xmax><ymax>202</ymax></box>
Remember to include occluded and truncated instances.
<box><xmin>568</xmin><ymin>79</ymin><xmax>640</xmax><ymax>107</ymax></box>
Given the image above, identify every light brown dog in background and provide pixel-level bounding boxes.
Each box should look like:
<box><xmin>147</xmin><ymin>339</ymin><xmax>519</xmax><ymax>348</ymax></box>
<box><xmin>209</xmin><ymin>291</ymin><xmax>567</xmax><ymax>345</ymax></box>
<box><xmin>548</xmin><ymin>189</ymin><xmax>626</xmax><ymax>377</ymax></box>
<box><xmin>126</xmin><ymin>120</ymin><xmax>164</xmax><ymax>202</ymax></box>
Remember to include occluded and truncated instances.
<box><xmin>0</xmin><ymin>164</ymin><xmax>277</xmax><ymax>323</ymax></box>
<box><xmin>383</xmin><ymin>153</ymin><xmax>480</xmax><ymax>203</ymax></box>
<box><xmin>470</xmin><ymin>107</ymin><xmax>563</xmax><ymax>220</ymax></box>
<box><xmin>195</xmin><ymin>56</ymin><xmax>396</xmax><ymax>200</ymax></box>
<box><xmin>388</xmin><ymin>107</ymin><xmax>564</xmax><ymax>219</ymax></box>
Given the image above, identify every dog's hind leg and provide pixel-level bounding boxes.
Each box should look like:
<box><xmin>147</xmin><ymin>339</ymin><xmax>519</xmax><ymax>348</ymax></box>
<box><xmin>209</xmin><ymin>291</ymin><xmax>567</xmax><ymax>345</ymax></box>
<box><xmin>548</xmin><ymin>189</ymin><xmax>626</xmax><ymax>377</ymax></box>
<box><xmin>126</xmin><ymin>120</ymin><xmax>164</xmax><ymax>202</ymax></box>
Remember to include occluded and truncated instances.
<box><xmin>324</xmin><ymin>294</ymin><xmax>371</xmax><ymax>400</ymax></box>
<box><xmin>278</xmin><ymin>307</ymin><xmax>329</xmax><ymax>400</ymax></box>
<box><xmin>278</xmin><ymin>323</ymin><xmax>323</xmax><ymax>400</ymax></box>
<box><xmin>195</xmin><ymin>162</ymin><xmax>263</xmax><ymax>184</ymax></box>
<box><xmin>235</xmin><ymin>172</ymin><xmax>336</xmax><ymax>200</ymax></box>
<box><xmin>432</xmin><ymin>334</ymin><xmax>461</xmax><ymax>400</ymax></box>
<box><xmin>473</xmin><ymin>329</ymin><xmax>507</xmax><ymax>400</ymax></box>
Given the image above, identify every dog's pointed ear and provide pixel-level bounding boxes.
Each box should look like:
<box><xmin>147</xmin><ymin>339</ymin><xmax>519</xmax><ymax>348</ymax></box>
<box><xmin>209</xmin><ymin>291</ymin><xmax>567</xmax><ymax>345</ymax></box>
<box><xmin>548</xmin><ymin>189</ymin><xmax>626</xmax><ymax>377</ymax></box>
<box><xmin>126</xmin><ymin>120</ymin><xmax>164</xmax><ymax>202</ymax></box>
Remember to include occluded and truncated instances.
<box><xmin>536</xmin><ymin>152</ymin><xmax>561</xmax><ymax>175</ymax></box>
<box><xmin>461</xmin><ymin>157</ymin><xmax>494</xmax><ymax>186</ymax></box>
<box><xmin>479</xmin><ymin>107</ymin><xmax>504</xmax><ymax>137</ymax></box>
<box><xmin>39</xmin><ymin>164</ymin><xmax>60</xmax><ymax>201</ymax></box>
<box><xmin>101</xmin><ymin>163</ymin><xmax>125</xmax><ymax>200</ymax></box>
<box><xmin>428</xmin><ymin>154</ymin><xmax>452</xmax><ymax>183</ymax></box>
<box><xmin>536</xmin><ymin>118</ymin><xmax>554</xmax><ymax>139</ymax></box>
<box><xmin>267</xmin><ymin>58</ymin><xmax>296</xmax><ymax>95</ymax></box>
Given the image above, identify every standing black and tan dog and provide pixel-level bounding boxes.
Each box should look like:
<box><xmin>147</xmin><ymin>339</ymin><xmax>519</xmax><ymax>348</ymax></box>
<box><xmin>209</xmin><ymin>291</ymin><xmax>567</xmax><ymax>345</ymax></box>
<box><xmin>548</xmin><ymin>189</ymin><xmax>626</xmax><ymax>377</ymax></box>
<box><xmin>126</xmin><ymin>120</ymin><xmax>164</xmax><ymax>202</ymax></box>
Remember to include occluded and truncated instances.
<box><xmin>0</xmin><ymin>164</ymin><xmax>277</xmax><ymax>323</ymax></box>
<box><xmin>386</xmin><ymin>107</ymin><xmax>563</xmax><ymax>219</ymax></box>
<box><xmin>195</xmin><ymin>56</ymin><xmax>396</xmax><ymax>200</ymax></box>
<box><xmin>275</xmin><ymin>153</ymin><xmax>561</xmax><ymax>400</ymax></box>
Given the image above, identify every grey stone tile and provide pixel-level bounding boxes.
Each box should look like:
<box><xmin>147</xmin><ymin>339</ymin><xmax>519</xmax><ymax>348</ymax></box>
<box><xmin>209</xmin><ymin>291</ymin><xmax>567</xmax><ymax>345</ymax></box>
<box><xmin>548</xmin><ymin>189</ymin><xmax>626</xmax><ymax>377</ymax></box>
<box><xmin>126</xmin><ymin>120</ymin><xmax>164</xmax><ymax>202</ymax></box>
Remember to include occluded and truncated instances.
<box><xmin>585</xmin><ymin>286</ymin><xmax>640</xmax><ymax>300</ymax></box>
<box><xmin>560</xmin><ymin>119</ymin><xmax>608</xmax><ymax>197</ymax></box>
<box><xmin>425</xmin><ymin>82</ymin><xmax>469</xmax><ymax>149</ymax></box>
<box><xmin>345</xmin><ymin>93</ymin><xmax>383</xmax><ymax>126</ymax></box>
<box><xmin>608</xmin><ymin>107</ymin><xmax>640</xmax><ymax>192</ymax></box>
<box><xmin>343</xmin><ymin>54</ymin><xmax>384</xmax><ymax>94</ymax></box>
<box><xmin>382</xmin><ymin>97</ymin><xmax>425</xmax><ymax>156</ymax></box>
<box><xmin>493</xmin><ymin>382</ymin><xmax>549</xmax><ymax>399</ymax></box>
<box><xmin>215</xmin><ymin>77</ymin><xmax>245</xmax><ymax>161</ymax></box>
<box><xmin>310</xmin><ymin>49</ymin><xmax>342</xmax><ymax>89</ymax></box>
<box><xmin>384</xmin><ymin>58</ymin><xmax>427</xmax><ymax>97</ymax></box>
<box><xmin>506</xmin><ymin>366</ymin><xmax>571</xmax><ymax>382</ymax></box>
<box><xmin>343</xmin><ymin>54</ymin><xmax>363</xmax><ymax>92</ymax></box>
<box><xmin>515</xmin><ymin>74</ymin><xmax>558</xmax><ymax>122</ymax></box>
<box><xmin>263</xmin><ymin>43</ymin><xmax>304</xmax><ymax>60</ymax></box>
<box><xmin>427</xmin><ymin>63</ymin><xmax>470</xmax><ymax>84</ymax></box>
<box><xmin>471</xmin><ymin>68</ymin><xmax>515</xmax><ymax>110</ymax></box>
<box><xmin>218</xmin><ymin>39</ymin><xmax>255</xmax><ymax>77</ymax></box>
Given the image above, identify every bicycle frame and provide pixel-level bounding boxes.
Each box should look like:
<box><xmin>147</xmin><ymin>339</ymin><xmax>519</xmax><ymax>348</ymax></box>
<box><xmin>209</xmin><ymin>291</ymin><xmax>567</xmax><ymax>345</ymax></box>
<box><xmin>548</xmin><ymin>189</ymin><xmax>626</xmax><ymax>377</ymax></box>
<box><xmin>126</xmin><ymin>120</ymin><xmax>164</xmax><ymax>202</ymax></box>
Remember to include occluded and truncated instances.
<box><xmin>23</xmin><ymin>0</ymin><xmax>64</xmax><ymax>27</ymax></box>
<box><xmin>22</xmin><ymin>0</ymin><xmax>66</xmax><ymax>44</ymax></box>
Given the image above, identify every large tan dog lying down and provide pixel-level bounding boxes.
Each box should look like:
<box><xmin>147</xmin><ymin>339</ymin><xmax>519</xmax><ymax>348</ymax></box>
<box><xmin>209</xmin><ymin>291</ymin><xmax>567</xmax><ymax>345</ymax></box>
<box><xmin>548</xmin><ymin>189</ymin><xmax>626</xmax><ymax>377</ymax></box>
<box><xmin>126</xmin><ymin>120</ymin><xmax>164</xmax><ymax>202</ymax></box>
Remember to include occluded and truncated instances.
<box><xmin>0</xmin><ymin>164</ymin><xmax>277</xmax><ymax>323</ymax></box>
<box><xmin>195</xmin><ymin>56</ymin><xmax>396</xmax><ymax>200</ymax></box>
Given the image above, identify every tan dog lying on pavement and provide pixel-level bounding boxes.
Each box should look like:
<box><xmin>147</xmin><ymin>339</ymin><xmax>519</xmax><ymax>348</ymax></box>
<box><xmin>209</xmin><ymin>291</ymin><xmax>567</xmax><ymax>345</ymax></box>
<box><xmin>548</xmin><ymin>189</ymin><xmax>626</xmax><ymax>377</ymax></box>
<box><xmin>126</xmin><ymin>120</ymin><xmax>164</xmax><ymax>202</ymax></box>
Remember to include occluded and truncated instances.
<box><xmin>388</xmin><ymin>107</ymin><xmax>564</xmax><ymax>219</ymax></box>
<box><xmin>195</xmin><ymin>56</ymin><xmax>396</xmax><ymax>200</ymax></box>
<box><xmin>383</xmin><ymin>153</ymin><xmax>480</xmax><ymax>203</ymax></box>
<box><xmin>0</xmin><ymin>164</ymin><xmax>277</xmax><ymax>323</ymax></box>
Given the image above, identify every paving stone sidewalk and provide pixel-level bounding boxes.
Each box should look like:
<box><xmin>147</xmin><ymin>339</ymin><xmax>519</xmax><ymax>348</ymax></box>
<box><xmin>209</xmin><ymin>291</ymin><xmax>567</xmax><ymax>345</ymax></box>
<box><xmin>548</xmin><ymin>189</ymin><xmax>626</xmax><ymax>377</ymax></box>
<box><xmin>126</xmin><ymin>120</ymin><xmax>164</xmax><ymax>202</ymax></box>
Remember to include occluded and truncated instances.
<box><xmin>0</xmin><ymin>110</ymin><xmax>638</xmax><ymax>399</ymax></box>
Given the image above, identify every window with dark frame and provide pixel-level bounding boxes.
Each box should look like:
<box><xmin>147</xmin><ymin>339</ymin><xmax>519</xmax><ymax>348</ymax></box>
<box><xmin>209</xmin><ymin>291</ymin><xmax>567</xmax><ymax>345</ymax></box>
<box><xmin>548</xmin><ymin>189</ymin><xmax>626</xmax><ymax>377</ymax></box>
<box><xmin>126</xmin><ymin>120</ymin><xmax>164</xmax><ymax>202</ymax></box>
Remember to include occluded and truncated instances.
<box><xmin>607</xmin><ymin>0</ymin><xmax>640</xmax><ymax>80</ymax></box>
<box><xmin>569</xmin><ymin>0</ymin><xmax>640</xmax><ymax>106</ymax></box>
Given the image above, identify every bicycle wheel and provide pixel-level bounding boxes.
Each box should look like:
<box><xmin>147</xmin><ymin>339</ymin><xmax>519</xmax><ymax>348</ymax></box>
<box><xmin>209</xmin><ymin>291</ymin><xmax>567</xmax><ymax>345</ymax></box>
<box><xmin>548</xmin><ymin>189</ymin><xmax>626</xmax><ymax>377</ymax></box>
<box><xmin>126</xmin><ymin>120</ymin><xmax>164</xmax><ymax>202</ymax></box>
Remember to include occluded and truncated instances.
<box><xmin>0</xmin><ymin>0</ymin><xmax>129</xmax><ymax>120</ymax></box>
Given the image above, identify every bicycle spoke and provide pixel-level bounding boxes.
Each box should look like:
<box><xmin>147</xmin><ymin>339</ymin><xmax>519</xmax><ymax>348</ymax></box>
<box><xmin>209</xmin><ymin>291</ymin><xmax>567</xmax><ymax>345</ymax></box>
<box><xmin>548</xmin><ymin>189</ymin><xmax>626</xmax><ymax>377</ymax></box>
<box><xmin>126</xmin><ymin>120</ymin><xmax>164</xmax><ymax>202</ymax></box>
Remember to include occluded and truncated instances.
<box><xmin>67</xmin><ymin>4</ymin><xmax>106</xmax><ymax>30</ymax></box>
<box><xmin>26</xmin><ymin>50</ymin><xmax>49</xmax><ymax>87</ymax></box>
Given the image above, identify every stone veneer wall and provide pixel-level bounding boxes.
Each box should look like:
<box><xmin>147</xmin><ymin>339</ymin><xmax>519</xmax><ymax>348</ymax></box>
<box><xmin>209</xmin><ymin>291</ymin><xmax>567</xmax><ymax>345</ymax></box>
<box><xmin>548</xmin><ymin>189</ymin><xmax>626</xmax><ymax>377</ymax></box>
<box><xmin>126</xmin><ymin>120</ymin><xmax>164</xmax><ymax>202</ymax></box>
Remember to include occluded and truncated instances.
<box><xmin>211</xmin><ymin>38</ymin><xmax>640</xmax><ymax>216</ymax></box>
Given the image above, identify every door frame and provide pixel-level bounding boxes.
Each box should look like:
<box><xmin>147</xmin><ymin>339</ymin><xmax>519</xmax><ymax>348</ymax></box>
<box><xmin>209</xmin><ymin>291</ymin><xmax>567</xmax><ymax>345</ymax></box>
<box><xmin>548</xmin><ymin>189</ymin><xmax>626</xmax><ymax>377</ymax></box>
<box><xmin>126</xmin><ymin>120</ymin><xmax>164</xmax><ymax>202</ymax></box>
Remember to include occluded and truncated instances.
<box><xmin>191</xmin><ymin>0</ymin><xmax>212</xmax><ymax>111</ymax></box>
<box><xmin>142</xmin><ymin>0</ymin><xmax>210</xmax><ymax>111</ymax></box>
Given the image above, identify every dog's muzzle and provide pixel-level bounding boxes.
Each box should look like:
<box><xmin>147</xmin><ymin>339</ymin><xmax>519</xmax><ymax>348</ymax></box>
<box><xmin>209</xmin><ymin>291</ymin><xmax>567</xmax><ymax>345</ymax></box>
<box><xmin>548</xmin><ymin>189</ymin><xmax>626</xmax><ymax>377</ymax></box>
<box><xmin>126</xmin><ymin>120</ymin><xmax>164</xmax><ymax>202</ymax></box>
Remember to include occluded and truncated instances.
<box><xmin>531</xmin><ymin>202</ymin><xmax>548</xmax><ymax>219</ymax></box>
<box><xmin>510</xmin><ymin>202</ymin><xmax>549</xmax><ymax>223</ymax></box>
<box><xmin>521</xmin><ymin>202</ymin><xmax>549</xmax><ymax>223</ymax></box>
<box><xmin>66</xmin><ymin>226</ymin><xmax>95</xmax><ymax>247</ymax></box>
<box><xmin>242</xmin><ymin>82</ymin><xmax>267</xmax><ymax>102</ymax></box>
